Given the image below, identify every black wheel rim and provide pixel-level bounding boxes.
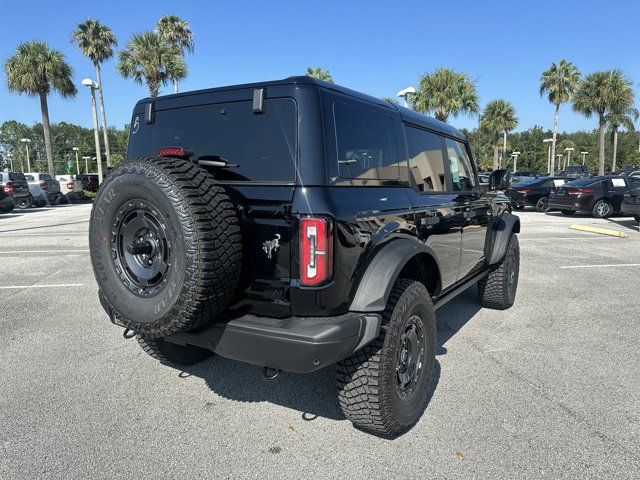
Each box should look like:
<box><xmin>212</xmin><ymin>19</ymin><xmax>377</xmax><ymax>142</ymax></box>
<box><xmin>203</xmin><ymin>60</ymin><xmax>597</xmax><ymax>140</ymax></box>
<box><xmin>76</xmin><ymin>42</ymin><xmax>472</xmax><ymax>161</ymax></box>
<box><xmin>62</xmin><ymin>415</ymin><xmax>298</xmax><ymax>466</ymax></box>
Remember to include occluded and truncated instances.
<box><xmin>395</xmin><ymin>315</ymin><xmax>426</xmax><ymax>399</ymax></box>
<box><xmin>110</xmin><ymin>199</ymin><xmax>172</xmax><ymax>297</ymax></box>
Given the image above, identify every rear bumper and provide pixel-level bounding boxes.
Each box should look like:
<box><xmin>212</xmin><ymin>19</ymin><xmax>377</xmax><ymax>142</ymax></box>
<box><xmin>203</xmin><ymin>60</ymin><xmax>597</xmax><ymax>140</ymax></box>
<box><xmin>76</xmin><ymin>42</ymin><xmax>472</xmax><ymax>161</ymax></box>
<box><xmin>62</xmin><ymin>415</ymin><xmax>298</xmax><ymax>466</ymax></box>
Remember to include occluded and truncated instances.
<box><xmin>163</xmin><ymin>312</ymin><xmax>382</xmax><ymax>373</ymax></box>
<box><xmin>549</xmin><ymin>197</ymin><xmax>590</xmax><ymax>212</ymax></box>
<box><xmin>621</xmin><ymin>202</ymin><xmax>640</xmax><ymax>216</ymax></box>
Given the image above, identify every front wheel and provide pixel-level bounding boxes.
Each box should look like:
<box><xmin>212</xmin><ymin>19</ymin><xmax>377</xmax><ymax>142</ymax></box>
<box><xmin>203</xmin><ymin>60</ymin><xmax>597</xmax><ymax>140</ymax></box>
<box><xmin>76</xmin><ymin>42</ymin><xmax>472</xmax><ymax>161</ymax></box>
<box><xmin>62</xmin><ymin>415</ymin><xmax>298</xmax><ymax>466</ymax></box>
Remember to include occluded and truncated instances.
<box><xmin>478</xmin><ymin>234</ymin><xmax>520</xmax><ymax>310</ymax></box>
<box><xmin>337</xmin><ymin>278</ymin><xmax>436</xmax><ymax>437</ymax></box>
<box><xmin>535</xmin><ymin>197</ymin><xmax>550</xmax><ymax>213</ymax></box>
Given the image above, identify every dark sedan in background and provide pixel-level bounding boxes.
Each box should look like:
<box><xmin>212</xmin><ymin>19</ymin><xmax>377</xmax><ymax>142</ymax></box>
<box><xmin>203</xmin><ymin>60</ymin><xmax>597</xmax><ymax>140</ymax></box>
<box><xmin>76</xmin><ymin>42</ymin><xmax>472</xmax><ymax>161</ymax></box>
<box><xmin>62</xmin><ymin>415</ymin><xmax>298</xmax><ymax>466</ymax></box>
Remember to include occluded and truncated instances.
<box><xmin>621</xmin><ymin>188</ymin><xmax>640</xmax><ymax>223</ymax></box>
<box><xmin>549</xmin><ymin>176</ymin><xmax>640</xmax><ymax>218</ymax></box>
<box><xmin>506</xmin><ymin>177</ymin><xmax>570</xmax><ymax>212</ymax></box>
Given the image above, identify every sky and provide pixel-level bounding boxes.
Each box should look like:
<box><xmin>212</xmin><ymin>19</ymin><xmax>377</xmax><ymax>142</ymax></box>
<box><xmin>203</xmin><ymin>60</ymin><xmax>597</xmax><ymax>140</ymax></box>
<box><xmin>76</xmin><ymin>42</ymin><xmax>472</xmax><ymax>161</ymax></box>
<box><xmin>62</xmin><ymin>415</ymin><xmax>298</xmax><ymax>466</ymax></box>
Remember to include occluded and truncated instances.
<box><xmin>1</xmin><ymin>0</ymin><xmax>640</xmax><ymax>134</ymax></box>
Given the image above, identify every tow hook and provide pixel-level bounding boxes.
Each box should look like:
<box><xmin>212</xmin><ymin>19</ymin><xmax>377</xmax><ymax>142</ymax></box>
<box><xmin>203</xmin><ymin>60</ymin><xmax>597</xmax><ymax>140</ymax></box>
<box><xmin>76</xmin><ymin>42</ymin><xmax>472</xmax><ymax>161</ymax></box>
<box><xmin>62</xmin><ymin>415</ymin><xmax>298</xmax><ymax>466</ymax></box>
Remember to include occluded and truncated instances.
<box><xmin>123</xmin><ymin>328</ymin><xmax>136</xmax><ymax>339</ymax></box>
<box><xmin>262</xmin><ymin>367</ymin><xmax>280</xmax><ymax>380</ymax></box>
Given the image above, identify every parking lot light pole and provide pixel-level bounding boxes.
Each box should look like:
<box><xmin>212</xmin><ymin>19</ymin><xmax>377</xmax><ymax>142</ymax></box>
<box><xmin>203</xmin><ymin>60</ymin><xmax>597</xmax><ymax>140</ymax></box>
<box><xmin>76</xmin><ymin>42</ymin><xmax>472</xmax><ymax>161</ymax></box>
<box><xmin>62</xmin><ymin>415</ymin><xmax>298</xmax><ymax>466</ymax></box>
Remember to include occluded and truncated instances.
<box><xmin>397</xmin><ymin>87</ymin><xmax>417</xmax><ymax>109</ymax></box>
<box><xmin>581</xmin><ymin>151</ymin><xmax>589</xmax><ymax>166</ymax></box>
<box><xmin>82</xmin><ymin>156</ymin><xmax>91</xmax><ymax>173</ymax></box>
<box><xmin>543</xmin><ymin>138</ymin><xmax>553</xmax><ymax>174</ymax></box>
<box><xmin>511</xmin><ymin>151</ymin><xmax>521</xmax><ymax>172</ymax></box>
<box><xmin>82</xmin><ymin>79</ymin><xmax>104</xmax><ymax>185</ymax></box>
<box><xmin>556</xmin><ymin>154</ymin><xmax>563</xmax><ymax>173</ymax></box>
<box><xmin>20</xmin><ymin>138</ymin><xmax>31</xmax><ymax>172</ymax></box>
<box><xmin>564</xmin><ymin>147</ymin><xmax>574</xmax><ymax>169</ymax></box>
<box><xmin>72</xmin><ymin>147</ymin><xmax>80</xmax><ymax>174</ymax></box>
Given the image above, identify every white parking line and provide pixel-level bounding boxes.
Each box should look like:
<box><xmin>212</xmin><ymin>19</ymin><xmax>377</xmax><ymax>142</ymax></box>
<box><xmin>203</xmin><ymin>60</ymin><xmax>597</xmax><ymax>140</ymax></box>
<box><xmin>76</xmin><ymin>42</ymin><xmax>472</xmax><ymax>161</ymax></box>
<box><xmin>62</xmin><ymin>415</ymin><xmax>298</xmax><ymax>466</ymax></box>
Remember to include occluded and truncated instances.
<box><xmin>559</xmin><ymin>264</ymin><xmax>640</xmax><ymax>269</ymax></box>
<box><xmin>0</xmin><ymin>283</ymin><xmax>85</xmax><ymax>290</ymax></box>
<box><xmin>0</xmin><ymin>250</ymin><xmax>89</xmax><ymax>254</ymax></box>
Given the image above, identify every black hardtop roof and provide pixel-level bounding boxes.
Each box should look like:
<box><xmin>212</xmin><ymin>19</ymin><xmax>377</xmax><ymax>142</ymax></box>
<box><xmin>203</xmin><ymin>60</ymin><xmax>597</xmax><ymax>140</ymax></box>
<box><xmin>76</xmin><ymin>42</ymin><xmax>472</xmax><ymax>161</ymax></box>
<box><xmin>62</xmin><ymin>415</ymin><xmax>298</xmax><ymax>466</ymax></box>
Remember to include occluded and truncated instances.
<box><xmin>136</xmin><ymin>76</ymin><xmax>465</xmax><ymax>140</ymax></box>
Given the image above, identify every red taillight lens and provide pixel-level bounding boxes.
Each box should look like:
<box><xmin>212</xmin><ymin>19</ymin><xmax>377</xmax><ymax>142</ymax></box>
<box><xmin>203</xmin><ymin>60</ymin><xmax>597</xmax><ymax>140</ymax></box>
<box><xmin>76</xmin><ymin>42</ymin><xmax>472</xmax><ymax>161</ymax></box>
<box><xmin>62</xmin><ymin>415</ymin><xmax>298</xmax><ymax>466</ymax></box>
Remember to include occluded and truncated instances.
<box><xmin>3</xmin><ymin>182</ymin><xmax>13</xmax><ymax>194</ymax></box>
<box><xmin>299</xmin><ymin>217</ymin><xmax>333</xmax><ymax>286</ymax></box>
<box><xmin>67</xmin><ymin>181</ymin><xmax>74</xmax><ymax>189</ymax></box>
<box><xmin>158</xmin><ymin>147</ymin><xmax>192</xmax><ymax>158</ymax></box>
<box><xmin>550</xmin><ymin>188</ymin><xmax>557</xmax><ymax>194</ymax></box>
<box><xmin>581</xmin><ymin>188</ymin><xmax>592</xmax><ymax>194</ymax></box>
<box><xmin>40</xmin><ymin>181</ymin><xmax>48</xmax><ymax>190</ymax></box>
<box><xmin>516</xmin><ymin>188</ymin><xmax>531</xmax><ymax>194</ymax></box>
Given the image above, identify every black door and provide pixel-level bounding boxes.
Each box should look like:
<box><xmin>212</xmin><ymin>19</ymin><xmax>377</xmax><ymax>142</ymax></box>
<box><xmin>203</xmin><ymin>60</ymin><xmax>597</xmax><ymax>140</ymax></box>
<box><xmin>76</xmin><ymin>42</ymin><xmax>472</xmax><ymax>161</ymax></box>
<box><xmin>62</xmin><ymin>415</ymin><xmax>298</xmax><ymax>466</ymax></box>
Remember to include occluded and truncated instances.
<box><xmin>443</xmin><ymin>137</ymin><xmax>492</xmax><ymax>281</ymax></box>
<box><xmin>404</xmin><ymin>126</ymin><xmax>463</xmax><ymax>290</ymax></box>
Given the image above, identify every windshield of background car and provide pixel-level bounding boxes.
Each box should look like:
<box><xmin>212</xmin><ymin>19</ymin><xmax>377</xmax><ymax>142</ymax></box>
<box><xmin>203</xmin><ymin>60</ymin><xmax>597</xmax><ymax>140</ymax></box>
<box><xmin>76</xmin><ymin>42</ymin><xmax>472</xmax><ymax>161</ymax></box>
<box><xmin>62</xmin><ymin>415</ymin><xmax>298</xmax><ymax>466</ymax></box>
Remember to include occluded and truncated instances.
<box><xmin>127</xmin><ymin>98</ymin><xmax>297</xmax><ymax>183</ymax></box>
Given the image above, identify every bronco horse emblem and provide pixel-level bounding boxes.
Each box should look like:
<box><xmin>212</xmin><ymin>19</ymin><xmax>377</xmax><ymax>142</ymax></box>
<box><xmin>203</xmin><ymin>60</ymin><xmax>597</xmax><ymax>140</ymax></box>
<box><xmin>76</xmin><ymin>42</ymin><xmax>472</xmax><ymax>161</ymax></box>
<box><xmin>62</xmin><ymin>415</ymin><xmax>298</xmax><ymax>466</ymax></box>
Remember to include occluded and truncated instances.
<box><xmin>262</xmin><ymin>234</ymin><xmax>281</xmax><ymax>259</ymax></box>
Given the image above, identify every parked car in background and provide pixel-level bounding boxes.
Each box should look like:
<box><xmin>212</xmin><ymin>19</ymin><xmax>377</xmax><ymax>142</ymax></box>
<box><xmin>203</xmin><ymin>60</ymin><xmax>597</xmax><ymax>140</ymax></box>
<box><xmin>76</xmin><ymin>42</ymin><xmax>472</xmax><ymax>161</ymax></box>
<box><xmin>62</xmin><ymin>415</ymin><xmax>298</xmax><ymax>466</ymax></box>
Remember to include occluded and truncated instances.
<box><xmin>25</xmin><ymin>172</ymin><xmax>62</xmax><ymax>206</ymax></box>
<box><xmin>0</xmin><ymin>172</ymin><xmax>34</xmax><ymax>209</ymax></box>
<box><xmin>621</xmin><ymin>188</ymin><xmax>640</xmax><ymax>223</ymax></box>
<box><xmin>56</xmin><ymin>175</ymin><xmax>85</xmax><ymax>203</ymax></box>
<box><xmin>620</xmin><ymin>165</ymin><xmax>640</xmax><ymax>177</ymax></box>
<box><xmin>0</xmin><ymin>185</ymin><xmax>15</xmax><ymax>212</ymax></box>
<box><xmin>77</xmin><ymin>173</ymin><xmax>100</xmax><ymax>192</ymax></box>
<box><xmin>563</xmin><ymin>165</ymin><xmax>590</xmax><ymax>179</ymax></box>
<box><xmin>506</xmin><ymin>176</ymin><xmax>569</xmax><ymax>212</ymax></box>
<box><xmin>549</xmin><ymin>176</ymin><xmax>640</xmax><ymax>218</ymax></box>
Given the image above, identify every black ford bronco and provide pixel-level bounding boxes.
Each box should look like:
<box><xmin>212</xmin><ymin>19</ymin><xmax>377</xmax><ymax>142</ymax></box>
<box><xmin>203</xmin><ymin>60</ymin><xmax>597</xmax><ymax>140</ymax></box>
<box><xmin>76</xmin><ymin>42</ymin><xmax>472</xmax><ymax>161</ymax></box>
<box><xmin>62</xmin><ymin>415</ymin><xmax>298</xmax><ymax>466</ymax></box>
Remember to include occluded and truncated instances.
<box><xmin>90</xmin><ymin>76</ymin><xmax>520</xmax><ymax>436</ymax></box>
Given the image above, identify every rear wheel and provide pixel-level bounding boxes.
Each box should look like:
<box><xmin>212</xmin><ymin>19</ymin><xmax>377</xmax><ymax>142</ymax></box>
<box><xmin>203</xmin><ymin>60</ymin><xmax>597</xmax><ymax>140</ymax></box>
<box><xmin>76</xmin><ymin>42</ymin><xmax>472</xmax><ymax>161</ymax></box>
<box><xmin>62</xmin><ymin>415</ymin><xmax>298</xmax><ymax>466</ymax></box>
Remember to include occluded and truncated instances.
<box><xmin>136</xmin><ymin>335</ymin><xmax>213</xmax><ymax>366</ymax></box>
<box><xmin>592</xmin><ymin>199</ymin><xmax>612</xmax><ymax>218</ymax></box>
<box><xmin>478</xmin><ymin>234</ymin><xmax>519</xmax><ymax>310</ymax></box>
<box><xmin>90</xmin><ymin>157</ymin><xmax>242</xmax><ymax>338</ymax></box>
<box><xmin>337</xmin><ymin>278</ymin><xmax>436</xmax><ymax>437</ymax></box>
<box><xmin>535</xmin><ymin>196</ymin><xmax>550</xmax><ymax>212</ymax></box>
<box><xmin>561</xmin><ymin>210</ymin><xmax>575</xmax><ymax>216</ymax></box>
<box><xmin>16</xmin><ymin>197</ymin><xmax>32</xmax><ymax>209</ymax></box>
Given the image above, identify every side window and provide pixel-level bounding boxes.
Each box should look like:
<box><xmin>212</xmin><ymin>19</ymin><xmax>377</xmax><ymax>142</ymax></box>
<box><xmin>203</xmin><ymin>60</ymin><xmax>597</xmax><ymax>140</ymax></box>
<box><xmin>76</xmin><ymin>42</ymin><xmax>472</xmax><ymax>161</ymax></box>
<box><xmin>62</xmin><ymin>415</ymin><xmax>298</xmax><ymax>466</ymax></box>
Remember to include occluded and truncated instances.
<box><xmin>445</xmin><ymin>138</ymin><xmax>476</xmax><ymax>191</ymax></box>
<box><xmin>334</xmin><ymin>103</ymin><xmax>407</xmax><ymax>185</ymax></box>
<box><xmin>627</xmin><ymin>177</ymin><xmax>640</xmax><ymax>189</ymax></box>
<box><xmin>405</xmin><ymin>126</ymin><xmax>445</xmax><ymax>192</ymax></box>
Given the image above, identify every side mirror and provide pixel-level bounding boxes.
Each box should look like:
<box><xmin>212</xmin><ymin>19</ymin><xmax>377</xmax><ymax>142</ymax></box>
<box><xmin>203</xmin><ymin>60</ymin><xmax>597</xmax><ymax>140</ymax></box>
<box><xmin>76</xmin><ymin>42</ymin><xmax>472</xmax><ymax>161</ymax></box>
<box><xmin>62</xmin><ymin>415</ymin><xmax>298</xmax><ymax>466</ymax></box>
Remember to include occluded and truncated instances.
<box><xmin>488</xmin><ymin>169</ymin><xmax>511</xmax><ymax>191</ymax></box>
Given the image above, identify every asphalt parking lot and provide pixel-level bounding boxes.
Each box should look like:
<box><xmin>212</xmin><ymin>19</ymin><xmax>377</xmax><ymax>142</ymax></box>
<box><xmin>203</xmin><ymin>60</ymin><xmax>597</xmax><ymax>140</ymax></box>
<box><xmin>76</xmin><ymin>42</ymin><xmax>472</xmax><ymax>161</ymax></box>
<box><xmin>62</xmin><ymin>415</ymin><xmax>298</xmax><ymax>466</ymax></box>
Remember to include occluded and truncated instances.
<box><xmin>1</xmin><ymin>204</ymin><xmax>639</xmax><ymax>479</ymax></box>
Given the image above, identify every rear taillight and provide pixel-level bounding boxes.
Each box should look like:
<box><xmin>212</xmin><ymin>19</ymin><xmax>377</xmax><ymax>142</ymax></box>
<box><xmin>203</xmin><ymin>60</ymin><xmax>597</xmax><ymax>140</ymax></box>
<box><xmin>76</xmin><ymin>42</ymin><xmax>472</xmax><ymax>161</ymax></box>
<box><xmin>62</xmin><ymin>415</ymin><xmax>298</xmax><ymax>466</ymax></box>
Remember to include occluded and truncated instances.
<box><xmin>299</xmin><ymin>217</ymin><xmax>333</xmax><ymax>286</ymax></box>
<box><xmin>516</xmin><ymin>188</ymin><xmax>532</xmax><ymax>194</ymax></box>
<box><xmin>3</xmin><ymin>182</ymin><xmax>13</xmax><ymax>194</ymax></box>
<box><xmin>550</xmin><ymin>188</ymin><xmax>557</xmax><ymax>194</ymax></box>
<box><xmin>67</xmin><ymin>181</ymin><xmax>74</xmax><ymax>189</ymax></box>
<box><xmin>40</xmin><ymin>181</ymin><xmax>48</xmax><ymax>190</ymax></box>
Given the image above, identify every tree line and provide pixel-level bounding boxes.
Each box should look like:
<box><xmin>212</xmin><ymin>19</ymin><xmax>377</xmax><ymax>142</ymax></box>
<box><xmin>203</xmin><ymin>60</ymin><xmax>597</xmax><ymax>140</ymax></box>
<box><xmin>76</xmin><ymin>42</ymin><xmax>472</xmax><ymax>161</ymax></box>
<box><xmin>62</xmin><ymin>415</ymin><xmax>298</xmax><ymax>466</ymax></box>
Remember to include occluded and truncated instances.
<box><xmin>2</xmin><ymin>14</ymin><xmax>638</xmax><ymax>178</ymax></box>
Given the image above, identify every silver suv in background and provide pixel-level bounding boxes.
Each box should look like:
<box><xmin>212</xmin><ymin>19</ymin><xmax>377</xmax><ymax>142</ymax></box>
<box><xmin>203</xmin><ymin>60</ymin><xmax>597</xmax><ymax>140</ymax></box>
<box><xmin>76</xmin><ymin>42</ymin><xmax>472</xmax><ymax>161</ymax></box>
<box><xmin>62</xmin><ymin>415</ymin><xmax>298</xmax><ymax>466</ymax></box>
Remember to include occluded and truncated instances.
<box><xmin>56</xmin><ymin>175</ymin><xmax>85</xmax><ymax>203</ymax></box>
<box><xmin>25</xmin><ymin>172</ymin><xmax>62</xmax><ymax>206</ymax></box>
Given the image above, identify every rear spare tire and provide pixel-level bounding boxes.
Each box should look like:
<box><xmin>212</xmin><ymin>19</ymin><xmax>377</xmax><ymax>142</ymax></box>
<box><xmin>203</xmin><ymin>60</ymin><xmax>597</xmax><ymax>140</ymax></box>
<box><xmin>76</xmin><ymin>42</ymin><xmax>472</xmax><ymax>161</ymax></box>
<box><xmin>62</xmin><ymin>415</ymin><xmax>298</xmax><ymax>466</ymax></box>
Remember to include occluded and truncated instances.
<box><xmin>89</xmin><ymin>157</ymin><xmax>242</xmax><ymax>338</ymax></box>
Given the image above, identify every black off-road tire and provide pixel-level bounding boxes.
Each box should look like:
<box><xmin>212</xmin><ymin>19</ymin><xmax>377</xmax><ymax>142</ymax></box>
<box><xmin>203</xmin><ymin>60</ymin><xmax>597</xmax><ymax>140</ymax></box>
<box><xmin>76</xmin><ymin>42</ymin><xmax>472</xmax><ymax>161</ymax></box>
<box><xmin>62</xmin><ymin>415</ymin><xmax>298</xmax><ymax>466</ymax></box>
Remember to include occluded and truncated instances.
<box><xmin>136</xmin><ymin>335</ymin><xmax>213</xmax><ymax>366</ymax></box>
<box><xmin>478</xmin><ymin>234</ymin><xmax>519</xmax><ymax>310</ymax></box>
<box><xmin>592</xmin><ymin>199</ymin><xmax>612</xmax><ymax>218</ymax></box>
<box><xmin>535</xmin><ymin>196</ymin><xmax>550</xmax><ymax>212</ymax></box>
<box><xmin>90</xmin><ymin>157</ymin><xmax>242</xmax><ymax>338</ymax></box>
<box><xmin>561</xmin><ymin>210</ymin><xmax>575</xmax><ymax>216</ymax></box>
<box><xmin>337</xmin><ymin>278</ymin><xmax>436</xmax><ymax>437</ymax></box>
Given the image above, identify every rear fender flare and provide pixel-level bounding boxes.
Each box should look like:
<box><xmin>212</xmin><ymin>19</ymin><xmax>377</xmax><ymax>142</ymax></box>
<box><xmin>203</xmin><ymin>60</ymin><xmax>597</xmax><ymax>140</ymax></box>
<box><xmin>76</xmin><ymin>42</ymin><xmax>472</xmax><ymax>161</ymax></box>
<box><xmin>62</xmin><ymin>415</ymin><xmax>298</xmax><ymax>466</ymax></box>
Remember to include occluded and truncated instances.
<box><xmin>484</xmin><ymin>213</ymin><xmax>520</xmax><ymax>265</ymax></box>
<box><xmin>349</xmin><ymin>239</ymin><xmax>440</xmax><ymax>312</ymax></box>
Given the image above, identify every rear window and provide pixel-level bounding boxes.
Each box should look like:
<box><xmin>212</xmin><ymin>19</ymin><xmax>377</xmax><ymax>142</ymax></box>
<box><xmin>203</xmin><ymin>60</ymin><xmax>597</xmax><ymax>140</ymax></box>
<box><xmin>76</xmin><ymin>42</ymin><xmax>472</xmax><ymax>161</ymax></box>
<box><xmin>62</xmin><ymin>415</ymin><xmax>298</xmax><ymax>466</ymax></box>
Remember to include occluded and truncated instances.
<box><xmin>512</xmin><ymin>177</ymin><xmax>540</xmax><ymax>187</ymax></box>
<box><xmin>9</xmin><ymin>173</ymin><xmax>25</xmax><ymax>181</ymax></box>
<box><xmin>565</xmin><ymin>177</ymin><xmax>598</xmax><ymax>187</ymax></box>
<box><xmin>40</xmin><ymin>173</ymin><xmax>52</xmax><ymax>180</ymax></box>
<box><xmin>127</xmin><ymin>98</ymin><xmax>296</xmax><ymax>182</ymax></box>
<box><xmin>24</xmin><ymin>175</ymin><xmax>34</xmax><ymax>181</ymax></box>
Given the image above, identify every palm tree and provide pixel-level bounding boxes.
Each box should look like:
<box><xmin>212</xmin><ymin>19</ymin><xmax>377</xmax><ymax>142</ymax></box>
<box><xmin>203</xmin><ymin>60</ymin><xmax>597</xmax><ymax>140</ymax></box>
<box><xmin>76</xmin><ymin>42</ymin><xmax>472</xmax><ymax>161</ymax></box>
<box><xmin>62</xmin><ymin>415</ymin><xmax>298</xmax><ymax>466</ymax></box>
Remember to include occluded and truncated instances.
<box><xmin>71</xmin><ymin>19</ymin><xmax>118</xmax><ymax>167</ymax></box>
<box><xmin>479</xmin><ymin>100</ymin><xmax>518</xmax><ymax>170</ymax></box>
<box><xmin>117</xmin><ymin>31</ymin><xmax>184</xmax><ymax>97</ymax></box>
<box><xmin>573</xmin><ymin>70</ymin><xmax>635</xmax><ymax>175</ymax></box>
<box><xmin>306</xmin><ymin>67</ymin><xmax>333</xmax><ymax>83</ymax></box>
<box><xmin>414</xmin><ymin>68</ymin><xmax>479</xmax><ymax>122</ymax></box>
<box><xmin>539</xmin><ymin>60</ymin><xmax>581</xmax><ymax>176</ymax></box>
<box><xmin>156</xmin><ymin>15</ymin><xmax>194</xmax><ymax>93</ymax></box>
<box><xmin>606</xmin><ymin>106</ymin><xmax>638</xmax><ymax>173</ymax></box>
<box><xmin>4</xmin><ymin>41</ymin><xmax>76</xmax><ymax>177</ymax></box>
